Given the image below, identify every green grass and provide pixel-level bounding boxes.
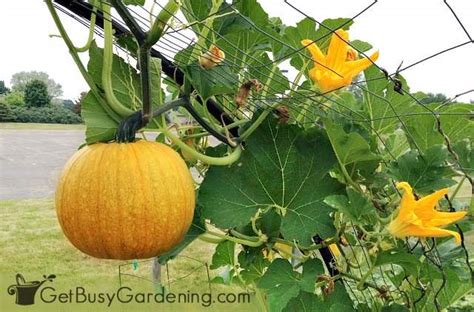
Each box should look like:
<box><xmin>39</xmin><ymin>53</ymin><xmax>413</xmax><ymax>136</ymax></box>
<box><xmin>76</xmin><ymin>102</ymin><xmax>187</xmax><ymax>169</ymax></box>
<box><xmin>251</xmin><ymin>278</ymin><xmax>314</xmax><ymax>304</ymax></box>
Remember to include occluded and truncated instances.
<box><xmin>0</xmin><ymin>199</ymin><xmax>262</xmax><ymax>312</ymax></box>
<box><xmin>0</xmin><ymin>122</ymin><xmax>85</xmax><ymax>130</ymax></box>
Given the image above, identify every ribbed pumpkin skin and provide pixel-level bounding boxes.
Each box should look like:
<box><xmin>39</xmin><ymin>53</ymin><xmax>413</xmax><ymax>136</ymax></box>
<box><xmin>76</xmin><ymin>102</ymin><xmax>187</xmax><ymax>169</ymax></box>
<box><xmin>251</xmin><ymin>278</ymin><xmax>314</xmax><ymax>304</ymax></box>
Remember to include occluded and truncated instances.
<box><xmin>55</xmin><ymin>141</ymin><xmax>195</xmax><ymax>260</ymax></box>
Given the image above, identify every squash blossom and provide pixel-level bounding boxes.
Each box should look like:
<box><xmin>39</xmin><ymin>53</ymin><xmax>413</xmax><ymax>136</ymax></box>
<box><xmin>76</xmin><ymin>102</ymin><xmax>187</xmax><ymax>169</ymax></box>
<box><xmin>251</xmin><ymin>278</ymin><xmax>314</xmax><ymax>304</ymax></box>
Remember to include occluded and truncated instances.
<box><xmin>301</xmin><ymin>29</ymin><xmax>379</xmax><ymax>93</ymax></box>
<box><xmin>387</xmin><ymin>182</ymin><xmax>467</xmax><ymax>244</ymax></box>
<box><xmin>199</xmin><ymin>44</ymin><xmax>225</xmax><ymax>69</ymax></box>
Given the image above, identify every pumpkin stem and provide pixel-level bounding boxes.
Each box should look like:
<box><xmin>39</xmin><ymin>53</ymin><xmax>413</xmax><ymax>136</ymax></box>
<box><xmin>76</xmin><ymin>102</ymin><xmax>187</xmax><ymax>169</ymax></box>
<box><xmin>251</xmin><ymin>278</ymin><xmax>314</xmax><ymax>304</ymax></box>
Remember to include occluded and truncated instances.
<box><xmin>116</xmin><ymin>97</ymin><xmax>187</xmax><ymax>143</ymax></box>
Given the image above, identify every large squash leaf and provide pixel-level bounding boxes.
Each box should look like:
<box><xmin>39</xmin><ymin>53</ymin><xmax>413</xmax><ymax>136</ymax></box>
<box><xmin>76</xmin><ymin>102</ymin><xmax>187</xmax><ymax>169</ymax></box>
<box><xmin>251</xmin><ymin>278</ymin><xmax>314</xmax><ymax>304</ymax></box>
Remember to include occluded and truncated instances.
<box><xmin>88</xmin><ymin>41</ymin><xmax>142</xmax><ymax>110</ymax></box>
<box><xmin>81</xmin><ymin>91</ymin><xmax>117</xmax><ymax>144</ymax></box>
<box><xmin>258</xmin><ymin>258</ymin><xmax>324</xmax><ymax>312</ymax></box>
<box><xmin>199</xmin><ymin>116</ymin><xmax>343</xmax><ymax>245</ymax></box>
<box><xmin>388</xmin><ymin>145</ymin><xmax>457</xmax><ymax>194</ymax></box>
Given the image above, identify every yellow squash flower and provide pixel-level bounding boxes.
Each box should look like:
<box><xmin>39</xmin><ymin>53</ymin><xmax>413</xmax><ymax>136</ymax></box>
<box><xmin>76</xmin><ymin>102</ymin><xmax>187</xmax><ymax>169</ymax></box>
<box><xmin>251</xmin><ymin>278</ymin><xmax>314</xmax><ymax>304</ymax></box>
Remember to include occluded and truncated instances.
<box><xmin>301</xmin><ymin>29</ymin><xmax>379</xmax><ymax>93</ymax></box>
<box><xmin>387</xmin><ymin>182</ymin><xmax>467</xmax><ymax>244</ymax></box>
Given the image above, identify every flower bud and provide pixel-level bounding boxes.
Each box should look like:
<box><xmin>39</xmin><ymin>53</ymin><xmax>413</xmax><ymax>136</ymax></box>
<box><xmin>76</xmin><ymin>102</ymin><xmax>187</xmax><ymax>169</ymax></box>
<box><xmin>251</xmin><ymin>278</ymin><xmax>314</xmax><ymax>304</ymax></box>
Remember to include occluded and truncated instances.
<box><xmin>199</xmin><ymin>45</ymin><xmax>225</xmax><ymax>69</ymax></box>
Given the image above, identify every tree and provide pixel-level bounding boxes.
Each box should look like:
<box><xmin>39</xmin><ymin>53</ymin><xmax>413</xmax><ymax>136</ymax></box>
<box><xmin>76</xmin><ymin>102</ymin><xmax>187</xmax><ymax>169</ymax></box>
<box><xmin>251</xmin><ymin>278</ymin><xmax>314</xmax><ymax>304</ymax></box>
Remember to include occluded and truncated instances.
<box><xmin>63</xmin><ymin>99</ymin><xmax>75</xmax><ymax>111</ymax></box>
<box><xmin>24</xmin><ymin>80</ymin><xmax>51</xmax><ymax>108</ymax></box>
<box><xmin>11</xmin><ymin>71</ymin><xmax>63</xmax><ymax>98</ymax></box>
<box><xmin>0</xmin><ymin>80</ymin><xmax>9</xmax><ymax>95</ymax></box>
<box><xmin>73</xmin><ymin>91</ymin><xmax>87</xmax><ymax>115</ymax></box>
<box><xmin>3</xmin><ymin>91</ymin><xmax>24</xmax><ymax>106</ymax></box>
<box><xmin>420</xmin><ymin>92</ymin><xmax>448</xmax><ymax>104</ymax></box>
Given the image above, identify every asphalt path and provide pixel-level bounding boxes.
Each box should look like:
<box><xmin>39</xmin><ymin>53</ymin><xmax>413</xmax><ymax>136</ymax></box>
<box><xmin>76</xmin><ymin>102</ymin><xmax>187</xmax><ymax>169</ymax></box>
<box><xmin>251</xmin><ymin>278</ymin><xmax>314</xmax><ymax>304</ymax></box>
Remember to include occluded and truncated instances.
<box><xmin>0</xmin><ymin>130</ymin><xmax>85</xmax><ymax>200</ymax></box>
<box><xmin>0</xmin><ymin>129</ymin><xmax>203</xmax><ymax>200</ymax></box>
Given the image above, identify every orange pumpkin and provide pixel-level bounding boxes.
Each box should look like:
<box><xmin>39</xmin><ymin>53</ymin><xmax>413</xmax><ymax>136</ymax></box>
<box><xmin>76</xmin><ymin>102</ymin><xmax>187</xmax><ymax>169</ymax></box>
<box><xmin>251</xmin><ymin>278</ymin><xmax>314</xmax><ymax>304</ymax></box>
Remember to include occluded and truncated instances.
<box><xmin>55</xmin><ymin>140</ymin><xmax>195</xmax><ymax>260</ymax></box>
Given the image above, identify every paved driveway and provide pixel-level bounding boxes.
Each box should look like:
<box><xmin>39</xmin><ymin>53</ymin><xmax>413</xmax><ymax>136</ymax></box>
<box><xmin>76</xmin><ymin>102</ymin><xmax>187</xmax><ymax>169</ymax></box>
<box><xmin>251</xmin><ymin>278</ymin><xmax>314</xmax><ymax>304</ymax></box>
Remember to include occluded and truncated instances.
<box><xmin>0</xmin><ymin>130</ymin><xmax>85</xmax><ymax>200</ymax></box>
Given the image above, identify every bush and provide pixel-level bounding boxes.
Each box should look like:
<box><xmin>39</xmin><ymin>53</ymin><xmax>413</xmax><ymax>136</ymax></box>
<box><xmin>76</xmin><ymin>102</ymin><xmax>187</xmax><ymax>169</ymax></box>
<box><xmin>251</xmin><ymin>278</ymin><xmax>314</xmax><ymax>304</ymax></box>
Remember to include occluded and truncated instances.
<box><xmin>10</xmin><ymin>106</ymin><xmax>82</xmax><ymax>124</ymax></box>
<box><xmin>3</xmin><ymin>91</ymin><xmax>25</xmax><ymax>106</ymax></box>
<box><xmin>0</xmin><ymin>100</ymin><xmax>13</xmax><ymax>121</ymax></box>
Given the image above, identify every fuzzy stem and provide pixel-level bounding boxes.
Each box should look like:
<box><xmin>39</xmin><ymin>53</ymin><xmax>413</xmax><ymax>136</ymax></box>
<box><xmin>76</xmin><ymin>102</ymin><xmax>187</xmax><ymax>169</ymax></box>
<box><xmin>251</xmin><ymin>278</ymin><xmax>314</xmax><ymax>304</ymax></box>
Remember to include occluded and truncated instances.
<box><xmin>239</xmin><ymin>103</ymin><xmax>280</xmax><ymax>141</ymax></box>
<box><xmin>102</xmin><ymin>2</ymin><xmax>135</xmax><ymax>117</ymax></box>
<box><xmin>338</xmin><ymin>272</ymin><xmax>380</xmax><ymax>291</ymax></box>
<box><xmin>160</xmin><ymin>125</ymin><xmax>242</xmax><ymax>166</ymax></box>
<box><xmin>451</xmin><ymin>176</ymin><xmax>466</xmax><ymax>200</ymax></box>
<box><xmin>229</xmin><ymin>229</ymin><xmax>263</xmax><ymax>242</ymax></box>
<box><xmin>152</xmin><ymin>97</ymin><xmax>187</xmax><ymax>117</ymax></box>
<box><xmin>357</xmin><ymin>258</ymin><xmax>375</xmax><ymax>290</ymax></box>
<box><xmin>146</xmin><ymin>0</ymin><xmax>181</xmax><ymax>47</ymax></box>
<box><xmin>75</xmin><ymin>0</ymin><xmax>97</xmax><ymax>52</ymax></box>
<box><xmin>183</xmin><ymin>99</ymin><xmax>236</xmax><ymax>145</ymax></box>
<box><xmin>198</xmin><ymin>233</ymin><xmax>225</xmax><ymax>244</ymax></box>
<box><xmin>206</xmin><ymin>231</ymin><xmax>266</xmax><ymax>247</ymax></box>
<box><xmin>138</xmin><ymin>46</ymin><xmax>152</xmax><ymax>123</ymax></box>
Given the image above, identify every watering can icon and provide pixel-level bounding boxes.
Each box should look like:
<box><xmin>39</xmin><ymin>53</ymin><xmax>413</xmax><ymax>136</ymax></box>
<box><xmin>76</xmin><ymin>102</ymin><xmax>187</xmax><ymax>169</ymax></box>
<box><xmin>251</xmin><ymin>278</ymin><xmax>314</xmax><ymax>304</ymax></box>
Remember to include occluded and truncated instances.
<box><xmin>7</xmin><ymin>273</ymin><xmax>56</xmax><ymax>305</ymax></box>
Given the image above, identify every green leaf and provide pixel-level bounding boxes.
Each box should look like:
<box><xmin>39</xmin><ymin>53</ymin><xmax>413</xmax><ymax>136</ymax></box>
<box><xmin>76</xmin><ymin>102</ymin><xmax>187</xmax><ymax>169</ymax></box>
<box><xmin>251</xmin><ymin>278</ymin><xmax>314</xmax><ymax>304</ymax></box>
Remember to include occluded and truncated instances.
<box><xmin>375</xmin><ymin>251</ymin><xmax>420</xmax><ymax>276</ymax></box>
<box><xmin>238</xmin><ymin>248</ymin><xmax>270</xmax><ymax>284</ymax></box>
<box><xmin>158</xmin><ymin>205</ymin><xmax>206</xmax><ymax>264</ymax></box>
<box><xmin>324</xmin><ymin>118</ymin><xmax>381</xmax><ymax>180</ymax></box>
<box><xmin>362</xmin><ymin>66</ymin><xmax>415</xmax><ymax>135</ymax></box>
<box><xmin>145</xmin><ymin>58</ymin><xmax>165</xmax><ymax>130</ymax></box>
<box><xmin>116</xmin><ymin>33</ymin><xmax>138</xmax><ymax>56</ymax></box>
<box><xmin>283</xmin><ymin>291</ymin><xmax>323</xmax><ymax>312</ymax></box>
<box><xmin>183</xmin><ymin>64</ymin><xmax>237</xmax><ymax>101</ymax></box>
<box><xmin>324</xmin><ymin>283</ymin><xmax>354</xmax><ymax>309</ymax></box>
<box><xmin>300</xmin><ymin>259</ymin><xmax>325</xmax><ymax>292</ymax></box>
<box><xmin>258</xmin><ymin>209</ymin><xmax>282</xmax><ymax>239</ymax></box>
<box><xmin>216</xmin><ymin>30</ymin><xmax>268</xmax><ymax>67</ymax></box>
<box><xmin>404</xmin><ymin>109</ymin><xmax>443</xmax><ymax>153</ymax></box>
<box><xmin>388</xmin><ymin>145</ymin><xmax>457</xmax><ymax>194</ymax></box>
<box><xmin>438</xmin><ymin>104</ymin><xmax>474</xmax><ymax>143</ymax></box>
<box><xmin>382</xmin><ymin>304</ymin><xmax>409</xmax><ymax>312</ymax></box>
<box><xmin>233</xmin><ymin>0</ymin><xmax>269</xmax><ymax>28</ymax></box>
<box><xmin>199</xmin><ymin>116</ymin><xmax>343</xmax><ymax>245</ymax></box>
<box><xmin>88</xmin><ymin>42</ymin><xmax>141</xmax><ymax>111</ymax></box>
<box><xmin>182</xmin><ymin>0</ymin><xmax>211</xmax><ymax>22</ymax></box>
<box><xmin>283</xmin><ymin>283</ymin><xmax>354</xmax><ymax>312</ymax></box>
<box><xmin>404</xmin><ymin>103</ymin><xmax>474</xmax><ymax>152</ymax></box>
<box><xmin>123</xmin><ymin>0</ymin><xmax>145</xmax><ymax>5</ymax></box>
<box><xmin>81</xmin><ymin>91</ymin><xmax>117</xmax><ymax>144</ymax></box>
<box><xmin>258</xmin><ymin>258</ymin><xmax>324</xmax><ymax>312</ymax></box>
<box><xmin>416</xmin><ymin>268</ymin><xmax>473</xmax><ymax>311</ymax></box>
<box><xmin>284</xmin><ymin>18</ymin><xmax>317</xmax><ymax>49</ymax></box>
<box><xmin>324</xmin><ymin>187</ymin><xmax>376</xmax><ymax>224</ymax></box>
<box><xmin>384</xmin><ymin>129</ymin><xmax>409</xmax><ymax>159</ymax></box>
<box><xmin>210</xmin><ymin>240</ymin><xmax>235</xmax><ymax>270</ymax></box>
<box><xmin>350</xmin><ymin>40</ymin><xmax>372</xmax><ymax>52</ymax></box>
<box><xmin>249</xmin><ymin>53</ymin><xmax>289</xmax><ymax>95</ymax></box>
<box><xmin>453</xmin><ymin>139</ymin><xmax>473</xmax><ymax>171</ymax></box>
<box><xmin>258</xmin><ymin>260</ymin><xmax>300</xmax><ymax>312</ymax></box>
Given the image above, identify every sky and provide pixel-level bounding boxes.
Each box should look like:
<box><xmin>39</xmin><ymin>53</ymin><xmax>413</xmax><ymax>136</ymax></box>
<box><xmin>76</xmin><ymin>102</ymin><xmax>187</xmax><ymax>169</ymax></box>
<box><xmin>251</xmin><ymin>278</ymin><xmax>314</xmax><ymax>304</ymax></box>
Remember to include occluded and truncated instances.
<box><xmin>1</xmin><ymin>0</ymin><xmax>473</xmax><ymax>102</ymax></box>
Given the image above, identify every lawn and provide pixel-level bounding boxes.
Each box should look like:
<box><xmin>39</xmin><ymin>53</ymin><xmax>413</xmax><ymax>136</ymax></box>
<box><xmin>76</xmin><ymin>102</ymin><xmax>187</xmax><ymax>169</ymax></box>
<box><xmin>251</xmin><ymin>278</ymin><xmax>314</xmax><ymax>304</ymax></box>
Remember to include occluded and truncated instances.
<box><xmin>0</xmin><ymin>198</ymin><xmax>263</xmax><ymax>312</ymax></box>
<box><xmin>0</xmin><ymin>122</ymin><xmax>85</xmax><ymax>130</ymax></box>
